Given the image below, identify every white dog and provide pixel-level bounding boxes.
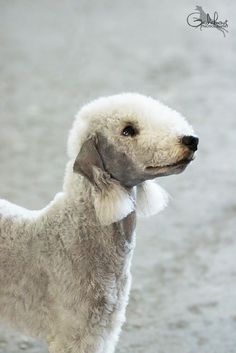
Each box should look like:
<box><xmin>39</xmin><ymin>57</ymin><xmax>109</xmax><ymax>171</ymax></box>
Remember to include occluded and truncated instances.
<box><xmin>0</xmin><ymin>93</ymin><xmax>198</xmax><ymax>353</ymax></box>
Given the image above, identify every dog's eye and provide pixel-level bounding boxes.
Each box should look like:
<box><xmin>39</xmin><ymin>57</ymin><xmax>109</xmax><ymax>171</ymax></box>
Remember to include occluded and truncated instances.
<box><xmin>122</xmin><ymin>125</ymin><xmax>137</xmax><ymax>137</ymax></box>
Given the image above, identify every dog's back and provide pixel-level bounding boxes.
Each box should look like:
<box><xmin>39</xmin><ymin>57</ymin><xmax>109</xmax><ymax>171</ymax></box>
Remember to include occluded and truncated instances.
<box><xmin>0</xmin><ymin>200</ymin><xmax>50</xmax><ymax>337</ymax></box>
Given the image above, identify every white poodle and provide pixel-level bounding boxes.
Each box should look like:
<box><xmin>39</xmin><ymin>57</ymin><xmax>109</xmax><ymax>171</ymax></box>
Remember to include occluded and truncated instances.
<box><xmin>0</xmin><ymin>93</ymin><xmax>198</xmax><ymax>353</ymax></box>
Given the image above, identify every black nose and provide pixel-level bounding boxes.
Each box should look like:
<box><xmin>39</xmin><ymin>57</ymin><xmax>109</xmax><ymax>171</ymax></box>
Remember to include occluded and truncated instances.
<box><xmin>182</xmin><ymin>135</ymin><xmax>199</xmax><ymax>151</ymax></box>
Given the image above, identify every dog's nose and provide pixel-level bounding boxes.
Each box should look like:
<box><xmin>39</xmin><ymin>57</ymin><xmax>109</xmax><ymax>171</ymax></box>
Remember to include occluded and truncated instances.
<box><xmin>182</xmin><ymin>135</ymin><xmax>199</xmax><ymax>151</ymax></box>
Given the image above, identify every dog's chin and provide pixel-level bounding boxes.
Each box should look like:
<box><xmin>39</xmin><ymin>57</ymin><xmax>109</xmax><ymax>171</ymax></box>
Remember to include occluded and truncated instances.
<box><xmin>145</xmin><ymin>157</ymin><xmax>193</xmax><ymax>178</ymax></box>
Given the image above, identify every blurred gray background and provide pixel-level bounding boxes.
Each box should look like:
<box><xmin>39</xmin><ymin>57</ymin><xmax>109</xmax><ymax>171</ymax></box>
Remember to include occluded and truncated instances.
<box><xmin>0</xmin><ymin>0</ymin><xmax>236</xmax><ymax>352</ymax></box>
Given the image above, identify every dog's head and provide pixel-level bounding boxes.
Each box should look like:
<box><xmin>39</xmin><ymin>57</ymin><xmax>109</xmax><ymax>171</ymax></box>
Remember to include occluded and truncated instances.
<box><xmin>68</xmin><ymin>93</ymin><xmax>198</xmax><ymax>225</ymax></box>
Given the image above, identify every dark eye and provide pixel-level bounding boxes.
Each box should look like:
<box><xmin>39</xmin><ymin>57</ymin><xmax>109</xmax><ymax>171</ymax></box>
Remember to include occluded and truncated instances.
<box><xmin>122</xmin><ymin>125</ymin><xmax>137</xmax><ymax>137</ymax></box>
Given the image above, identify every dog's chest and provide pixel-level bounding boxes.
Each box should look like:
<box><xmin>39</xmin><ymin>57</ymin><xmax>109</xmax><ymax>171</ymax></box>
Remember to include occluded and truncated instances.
<box><xmin>69</xmin><ymin>212</ymin><xmax>136</xmax><ymax>300</ymax></box>
<box><xmin>112</xmin><ymin>210</ymin><xmax>136</xmax><ymax>246</ymax></box>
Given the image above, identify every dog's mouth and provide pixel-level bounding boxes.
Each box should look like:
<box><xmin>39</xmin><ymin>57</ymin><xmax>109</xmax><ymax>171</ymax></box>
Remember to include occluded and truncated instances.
<box><xmin>145</xmin><ymin>156</ymin><xmax>194</xmax><ymax>176</ymax></box>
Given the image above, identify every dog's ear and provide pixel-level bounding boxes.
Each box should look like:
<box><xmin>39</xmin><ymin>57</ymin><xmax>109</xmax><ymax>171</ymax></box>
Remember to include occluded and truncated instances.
<box><xmin>73</xmin><ymin>135</ymin><xmax>135</xmax><ymax>225</ymax></box>
<box><xmin>73</xmin><ymin>135</ymin><xmax>105</xmax><ymax>186</ymax></box>
<box><xmin>136</xmin><ymin>180</ymin><xmax>169</xmax><ymax>217</ymax></box>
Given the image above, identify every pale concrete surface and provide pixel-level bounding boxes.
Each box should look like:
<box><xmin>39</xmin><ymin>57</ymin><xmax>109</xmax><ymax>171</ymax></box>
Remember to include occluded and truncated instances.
<box><xmin>0</xmin><ymin>0</ymin><xmax>236</xmax><ymax>352</ymax></box>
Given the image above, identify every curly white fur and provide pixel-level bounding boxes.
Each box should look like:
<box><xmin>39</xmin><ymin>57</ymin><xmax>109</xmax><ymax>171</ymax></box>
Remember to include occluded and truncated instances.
<box><xmin>136</xmin><ymin>181</ymin><xmax>169</xmax><ymax>217</ymax></box>
<box><xmin>92</xmin><ymin>168</ymin><xmax>135</xmax><ymax>226</ymax></box>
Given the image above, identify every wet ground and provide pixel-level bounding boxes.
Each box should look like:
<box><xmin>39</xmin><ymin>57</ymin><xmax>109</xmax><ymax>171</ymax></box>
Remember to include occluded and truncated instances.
<box><xmin>0</xmin><ymin>0</ymin><xmax>236</xmax><ymax>352</ymax></box>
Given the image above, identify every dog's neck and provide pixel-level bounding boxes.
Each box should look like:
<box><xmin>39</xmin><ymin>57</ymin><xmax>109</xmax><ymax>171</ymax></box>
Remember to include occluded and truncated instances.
<box><xmin>43</xmin><ymin>161</ymin><xmax>137</xmax><ymax>247</ymax></box>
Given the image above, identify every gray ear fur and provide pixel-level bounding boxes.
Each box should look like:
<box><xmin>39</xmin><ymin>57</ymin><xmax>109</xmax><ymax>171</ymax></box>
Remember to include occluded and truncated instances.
<box><xmin>73</xmin><ymin>135</ymin><xmax>106</xmax><ymax>187</ymax></box>
<box><xmin>73</xmin><ymin>135</ymin><xmax>135</xmax><ymax>225</ymax></box>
